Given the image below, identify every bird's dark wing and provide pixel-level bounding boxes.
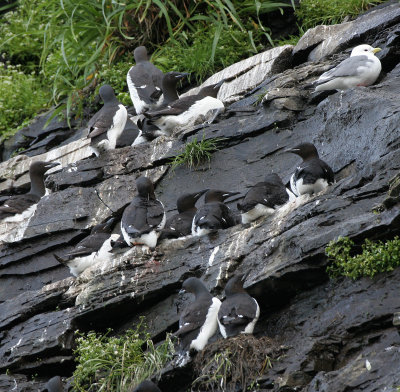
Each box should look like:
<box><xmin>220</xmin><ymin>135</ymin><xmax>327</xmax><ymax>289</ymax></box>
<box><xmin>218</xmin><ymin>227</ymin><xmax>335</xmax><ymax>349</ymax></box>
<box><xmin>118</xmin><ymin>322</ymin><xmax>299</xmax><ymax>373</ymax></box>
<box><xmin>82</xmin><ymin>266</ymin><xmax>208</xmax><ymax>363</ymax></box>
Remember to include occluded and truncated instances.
<box><xmin>88</xmin><ymin>104</ymin><xmax>120</xmax><ymax>139</ymax></box>
<box><xmin>0</xmin><ymin>194</ymin><xmax>39</xmax><ymax>219</ymax></box>
<box><xmin>174</xmin><ymin>300</ymin><xmax>211</xmax><ymax>337</ymax></box>
<box><xmin>143</xmin><ymin>95</ymin><xmax>200</xmax><ymax>119</ymax></box>
<box><xmin>64</xmin><ymin>233</ymin><xmax>110</xmax><ymax>258</ymax></box>
<box><xmin>147</xmin><ymin>199</ymin><xmax>164</xmax><ymax>228</ymax></box>
<box><xmin>128</xmin><ymin>64</ymin><xmax>162</xmax><ymax>104</ymax></box>
<box><xmin>219</xmin><ymin>295</ymin><xmax>257</xmax><ymax>327</ymax></box>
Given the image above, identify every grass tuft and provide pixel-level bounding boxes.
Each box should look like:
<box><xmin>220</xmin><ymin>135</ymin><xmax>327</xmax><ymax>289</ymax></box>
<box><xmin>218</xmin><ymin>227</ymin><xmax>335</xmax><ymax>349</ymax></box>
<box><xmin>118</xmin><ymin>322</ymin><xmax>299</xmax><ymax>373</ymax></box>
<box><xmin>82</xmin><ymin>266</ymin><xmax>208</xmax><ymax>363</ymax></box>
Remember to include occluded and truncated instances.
<box><xmin>169</xmin><ymin>135</ymin><xmax>224</xmax><ymax>171</ymax></box>
<box><xmin>326</xmin><ymin>236</ymin><xmax>400</xmax><ymax>280</ymax></box>
<box><xmin>72</xmin><ymin>321</ymin><xmax>174</xmax><ymax>392</ymax></box>
<box><xmin>295</xmin><ymin>0</ymin><xmax>385</xmax><ymax>29</ymax></box>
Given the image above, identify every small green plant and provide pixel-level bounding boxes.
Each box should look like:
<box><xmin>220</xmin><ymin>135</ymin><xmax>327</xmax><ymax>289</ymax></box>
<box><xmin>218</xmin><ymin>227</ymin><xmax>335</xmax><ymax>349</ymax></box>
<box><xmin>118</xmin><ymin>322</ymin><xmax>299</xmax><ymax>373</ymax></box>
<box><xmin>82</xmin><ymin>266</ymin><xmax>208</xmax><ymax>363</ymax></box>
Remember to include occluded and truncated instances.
<box><xmin>72</xmin><ymin>321</ymin><xmax>174</xmax><ymax>392</ymax></box>
<box><xmin>295</xmin><ymin>0</ymin><xmax>385</xmax><ymax>29</ymax></box>
<box><xmin>169</xmin><ymin>135</ymin><xmax>224</xmax><ymax>171</ymax></box>
<box><xmin>0</xmin><ymin>63</ymin><xmax>50</xmax><ymax>140</ymax></box>
<box><xmin>326</xmin><ymin>236</ymin><xmax>400</xmax><ymax>280</ymax></box>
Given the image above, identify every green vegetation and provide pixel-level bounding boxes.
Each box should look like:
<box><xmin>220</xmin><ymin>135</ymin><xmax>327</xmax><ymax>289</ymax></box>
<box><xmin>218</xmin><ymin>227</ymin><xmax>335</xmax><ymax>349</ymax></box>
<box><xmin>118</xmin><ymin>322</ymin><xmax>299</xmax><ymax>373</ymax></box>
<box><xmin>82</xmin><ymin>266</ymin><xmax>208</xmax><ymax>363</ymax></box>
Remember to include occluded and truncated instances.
<box><xmin>0</xmin><ymin>63</ymin><xmax>49</xmax><ymax>141</ymax></box>
<box><xmin>326</xmin><ymin>236</ymin><xmax>400</xmax><ymax>280</ymax></box>
<box><xmin>72</xmin><ymin>323</ymin><xmax>174</xmax><ymax>392</ymax></box>
<box><xmin>295</xmin><ymin>0</ymin><xmax>385</xmax><ymax>29</ymax></box>
<box><xmin>169</xmin><ymin>135</ymin><xmax>224</xmax><ymax>171</ymax></box>
<box><xmin>0</xmin><ymin>0</ymin><xmax>290</xmax><ymax>139</ymax></box>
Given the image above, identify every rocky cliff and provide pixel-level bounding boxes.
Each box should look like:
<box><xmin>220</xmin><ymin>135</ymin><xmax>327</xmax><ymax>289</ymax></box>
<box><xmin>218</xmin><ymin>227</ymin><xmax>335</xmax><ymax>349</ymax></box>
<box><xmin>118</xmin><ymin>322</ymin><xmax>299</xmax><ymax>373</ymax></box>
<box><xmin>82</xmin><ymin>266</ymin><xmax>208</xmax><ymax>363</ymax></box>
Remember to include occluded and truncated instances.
<box><xmin>1</xmin><ymin>2</ymin><xmax>400</xmax><ymax>391</ymax></box>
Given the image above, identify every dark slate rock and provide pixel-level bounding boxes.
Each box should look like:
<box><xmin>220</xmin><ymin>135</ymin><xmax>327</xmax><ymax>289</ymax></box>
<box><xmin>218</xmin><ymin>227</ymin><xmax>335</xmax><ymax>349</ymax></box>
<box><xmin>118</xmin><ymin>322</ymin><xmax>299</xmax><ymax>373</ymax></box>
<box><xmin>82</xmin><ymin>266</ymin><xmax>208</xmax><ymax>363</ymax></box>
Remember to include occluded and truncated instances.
<box><xmin>0</xmin><ymin>308</ymin><xmax>76</xmax><ymax>373</ymax></box>
<box><xmin>0</xmin><ymin>278</ymin><xmax>74</xmax><ymax>332</ymax></box>
<box><xmin>0</xmin><ymin>374</ymin><xmax>47</xmax><ymax>392</ymax></box>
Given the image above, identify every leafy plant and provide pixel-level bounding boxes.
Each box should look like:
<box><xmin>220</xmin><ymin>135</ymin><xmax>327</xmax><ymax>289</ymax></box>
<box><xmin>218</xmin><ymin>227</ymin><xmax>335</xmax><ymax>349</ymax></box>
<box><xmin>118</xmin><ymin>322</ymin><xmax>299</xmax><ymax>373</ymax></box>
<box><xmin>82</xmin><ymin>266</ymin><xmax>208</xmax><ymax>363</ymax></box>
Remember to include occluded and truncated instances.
<box><xmin>169</xmin><ymin>135</ymin><xmax>224</xmax><ymax>171</ymax></box>
<box><xmin>326</xmin><ymin>236</ymin><xmax>400</xmax><ymax>280</ymax></box>
<box><xmin>295</xmin><ymin>0</ymin><xmax>385</xmax><ymax>29</ymax></box>
<box><xmin>73</xmin><ymin>321</ymin><xmax>174</xmax><ymax>392</ymax></box>
<box><xmin>0</xmin><ymin>63</ymin><xmax>49</xmax><ymax>140</ymax></box>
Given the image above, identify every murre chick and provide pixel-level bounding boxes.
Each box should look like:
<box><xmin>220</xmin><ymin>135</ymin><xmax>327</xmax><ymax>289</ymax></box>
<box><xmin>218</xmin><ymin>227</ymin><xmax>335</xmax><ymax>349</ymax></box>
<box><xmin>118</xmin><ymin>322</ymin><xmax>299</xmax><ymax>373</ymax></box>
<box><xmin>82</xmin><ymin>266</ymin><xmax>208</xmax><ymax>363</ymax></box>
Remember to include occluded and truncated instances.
<box><xmin>127</xmin><ymin>46</ymin><xmax>164</xmax><ymax>114</ymax></box>
<box><xmin>158</xmin><ymin>189</ymin><xmax>208</xmax><ymax>241</ymax></box>
<box><xmin>131</xmin><ymin>380</ymin><xmax>162</xmax><ymax>392</ymax></box>
<box><xmin>174</xmin><ymin>277</ymin><xmax>221</xmax><ymax>355</ymax></box>
<box><xmin>87</xmin><ymin>84</ymin><xmax>127</xmax><ymax>156</ymax></box>
<box><xmin>218</xmin><ymin>274</ymin><xmax>260</xmax><ymax>338</ymax></box>
<box><xmin>310</xmin><ymin>44</ymin><xmax>382</xmax><ymax>91</ymax></box>
<box><xmin>0</xmin><ymin>160</ymin><xmax>60</xmax><ymax>222</ymax></box>
<box><xmin>121</xmin><ymin>176</ymin><xmax>165</xmax><ymax>249</ymax></box>
<box><xmin>133</xmin><ymin>71</ymin><xmax>188</xmax><ymax>145</ymax></box>
<box><xmin>54</xmin><ymin>217</ymin><xmax>117</xmax><ymax>277</ymax></box>
<box><xmin>286</xmin><ymin>142</ymin><xmax>334</xmax><ymax>196</ymax></box>
<box><xmin>143</xmin><ymin>79</ymin><xmax>225</xmax><ymax>135</ymax></box>
<box><xmin>192</xmin><ymin>189</ymin><xmax>240</xmax><ymax>236</ymax></box>
<box><xmin>237</xmin><ymin>173</ymin><xmax>295</xmax><ymax>224</ymax></box>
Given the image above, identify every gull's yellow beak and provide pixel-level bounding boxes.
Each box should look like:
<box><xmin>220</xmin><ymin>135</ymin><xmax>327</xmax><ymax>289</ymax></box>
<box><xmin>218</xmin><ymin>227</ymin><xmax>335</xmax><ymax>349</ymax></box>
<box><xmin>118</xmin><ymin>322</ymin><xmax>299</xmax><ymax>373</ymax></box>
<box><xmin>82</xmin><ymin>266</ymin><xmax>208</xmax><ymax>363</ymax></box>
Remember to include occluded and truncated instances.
<box><xmin>372</xmin><ymin>47</ymin><xmax>382</xmax><ymax>54</ymax></box>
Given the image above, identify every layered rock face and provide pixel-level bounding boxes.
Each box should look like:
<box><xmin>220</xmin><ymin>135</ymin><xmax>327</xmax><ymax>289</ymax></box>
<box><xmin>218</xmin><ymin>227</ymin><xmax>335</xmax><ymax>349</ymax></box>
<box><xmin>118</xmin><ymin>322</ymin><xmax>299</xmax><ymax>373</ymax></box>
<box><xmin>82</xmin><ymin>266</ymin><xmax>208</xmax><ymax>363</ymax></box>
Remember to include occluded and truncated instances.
<box><xmin>1</xmin><ymin>2</ymin><xmax>400</xmax><ymax>391</ymax></box>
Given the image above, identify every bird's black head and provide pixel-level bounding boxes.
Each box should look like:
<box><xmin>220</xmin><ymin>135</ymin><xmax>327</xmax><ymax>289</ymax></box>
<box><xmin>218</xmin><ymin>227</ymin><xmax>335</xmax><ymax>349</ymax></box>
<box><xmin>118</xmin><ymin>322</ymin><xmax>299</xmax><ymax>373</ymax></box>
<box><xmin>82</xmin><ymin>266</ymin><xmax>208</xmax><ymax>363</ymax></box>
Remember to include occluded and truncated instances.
<box><xmin>285</xmin><ymin>142</ymin><xmax>319</xmax><ymax>160</ymax></box>
<box><xmin>134</xmin><ymin>46</ymin><xmax>149</xmax><ymax>63</ymax></box>
<box><xmin>30</xmin><ymin>160</ymin><xmax>60</xmax><ymax>177</ymax></box>
<box><xmin>163</xmin><ymin>71</ymin><xmax>189</xmax><ymax>85</ymax></box>
<box><xmin>204</xmin><ymin>189</ymin><xmax>240</xmax><ymax>203</ymax></box>
<box><xmin>131</xmin><ymin>379</ymin><xmax>162</xmax><ymax>392</ymax></box>
<box><xmin>43</xmin><ymin>375</ymin><xmax>63</xmax><ymax>392</ymax></box>
<box><xmin>181</xmin><ymin>277</ymin><xmax>209</xmax><ymax>296</ymax></box>
<box><xmin>199</xmin><ymin>79</ymin><xmax>225</xmax><ymax>98</ymax></box>
<box><xmin>176</xmin><ymin>189</ymin><xmax>208</xmax><ymax>213</ymax></box>
<box><xmin>99</xmin><ymin>84</ymin><xmax>118</xmax><ymax>104</ymax></box>
<box><xmin>225</xmin><ymin>274</ymin><xmax>247</xmax><ymax>296</ymax></box>
<box><xmin>136</xmin><ymin>176</ymin><xmax>155</xmax><ymax>199</ymax></box>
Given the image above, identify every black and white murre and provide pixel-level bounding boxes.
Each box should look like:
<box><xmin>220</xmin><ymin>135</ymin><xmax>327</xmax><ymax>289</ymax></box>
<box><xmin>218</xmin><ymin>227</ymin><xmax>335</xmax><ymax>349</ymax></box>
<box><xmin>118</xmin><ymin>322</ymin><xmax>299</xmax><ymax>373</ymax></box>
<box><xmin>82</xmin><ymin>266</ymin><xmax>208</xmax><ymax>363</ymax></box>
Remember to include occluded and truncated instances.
<box><xmin>127</xmin><ymin>46</ymin><xmax>164</xmax><ymax>115</ymax></box>
<box><xmin>174</xmin><ymin>277</ymin><xmax>221</xmax><ymax>353</ymax></box>
<box><xmin>131</xmin><ymin>380</ymin><xmax>162</xmax><ymax>392</ymax></box>
<box><xmin>54</xmin><ymin>217</ymin><xmax>117</xmax><ymax>277</ymax></box>
<box><xmin>286</xmin><ymin>142</ymin><xmax>334</xmax><ymax>196</ymax></box>
<box><xmin>158</xmin><ymin>189</ymin><xmax>208</xmax><ymax>241</ymax></box>
<box><xmin>237</xmin><ymin>173</ymin><xmax>295</xmax><ymax>224</ymax></box>
<box><xmin>121</xmin><ymin>176</ymin><xmax>165</xmax><ymax>249</ymax></box>
<box><xmin>218</xmin><ymin>274</ymin><xmax>260</xmax><ymax>338</ymax></box>
<box><xmin>0</xmin><ymin>160</ymin><xmax>60</xmax><ymax>222</ymax></box>
<box><xmin>143</xmin><ymin>79</ymin><xmax>225</xmax><ymax>135</ymax></box>
<box><xmin>87</xmin><ymin>84</ymin><xmax>127</xmax><ymax>157</ymax></box>
<box><xmin>133</xmin><ymin>71</ymin><xmax>188</xmax><ymax>145</ymax></box>
<box><xmin>192</xmin><ymin>189</ymin><xmax>240</xmax><ymax>236</ymax></box>
<box><xmin>43</xmin><ymin>375</ymin><xmax>63</xmax><ymax>392</ymax></box>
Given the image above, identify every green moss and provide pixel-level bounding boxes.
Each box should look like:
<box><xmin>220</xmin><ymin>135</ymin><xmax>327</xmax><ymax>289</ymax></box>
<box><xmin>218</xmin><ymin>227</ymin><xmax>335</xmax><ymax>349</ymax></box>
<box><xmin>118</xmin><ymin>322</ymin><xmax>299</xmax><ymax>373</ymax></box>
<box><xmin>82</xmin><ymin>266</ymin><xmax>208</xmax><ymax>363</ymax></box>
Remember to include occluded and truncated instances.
<box><xmin>72</xmin><ymin>321</ymin><xmax>174</xmax><ymax>392</ymax></box>
<box><xmin>169</xmin><ymin>135</ymin><xmax>224</xmax><ymax>171</ymax></box>
<box><xmin>295</xmin><ymin>0</ymin><xmax>385</xmax><ymax>29</ymax></box>
<box><xmin>0</xmin><ymin>63</ymin><xmax>50</xmax><ymax>140</ymax></box>
<box><xmin>326</xmin><ymin>236</ymin><xmax>400</xmax><ymax>280</ymax></box>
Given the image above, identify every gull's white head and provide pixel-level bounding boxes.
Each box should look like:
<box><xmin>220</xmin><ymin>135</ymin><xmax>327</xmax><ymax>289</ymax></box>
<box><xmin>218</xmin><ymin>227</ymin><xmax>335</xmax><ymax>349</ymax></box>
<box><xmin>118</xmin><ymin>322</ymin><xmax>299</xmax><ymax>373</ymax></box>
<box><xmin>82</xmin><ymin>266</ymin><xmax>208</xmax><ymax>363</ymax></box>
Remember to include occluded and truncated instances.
<box><xmin>351</xmin><ymin>44</ymin><xmax>382</xmax><ymax>57</ymax></box>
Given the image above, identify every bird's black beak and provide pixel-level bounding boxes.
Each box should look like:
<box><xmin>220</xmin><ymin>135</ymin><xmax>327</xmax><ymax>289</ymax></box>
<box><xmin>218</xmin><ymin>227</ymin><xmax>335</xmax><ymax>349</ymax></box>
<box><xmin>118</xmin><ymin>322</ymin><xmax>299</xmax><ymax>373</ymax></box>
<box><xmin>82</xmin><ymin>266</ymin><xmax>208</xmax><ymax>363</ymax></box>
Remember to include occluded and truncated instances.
<box><xmin>284</xmin><ymin>148</ymin><xmax>299</xmax><ymax>154</ymax></box>
<box><xmin>176</xmin><ymin>72</ymin><xmax>189</xmax><ymax>79</ymax></box>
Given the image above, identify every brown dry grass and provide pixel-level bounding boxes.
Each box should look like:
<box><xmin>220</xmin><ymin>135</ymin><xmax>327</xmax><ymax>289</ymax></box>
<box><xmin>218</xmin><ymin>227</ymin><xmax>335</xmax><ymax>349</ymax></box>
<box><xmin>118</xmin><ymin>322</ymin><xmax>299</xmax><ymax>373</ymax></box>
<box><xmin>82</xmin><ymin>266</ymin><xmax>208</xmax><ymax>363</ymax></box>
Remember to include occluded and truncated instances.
<box><xmin>192</xmin><ymin>335</ymin><xmax>285</xmax><ymax>392</ymax></box>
